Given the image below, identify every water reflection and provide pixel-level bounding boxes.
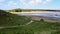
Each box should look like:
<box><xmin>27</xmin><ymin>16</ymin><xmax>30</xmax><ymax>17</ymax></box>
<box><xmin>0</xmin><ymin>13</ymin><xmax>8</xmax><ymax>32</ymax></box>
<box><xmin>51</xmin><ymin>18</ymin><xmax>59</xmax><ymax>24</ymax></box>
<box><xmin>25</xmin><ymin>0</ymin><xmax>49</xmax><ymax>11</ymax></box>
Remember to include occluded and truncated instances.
<box><xmin>20</xmin><ymin>13</ymin><xmax>60</xmax><ymax>18</ymax></box>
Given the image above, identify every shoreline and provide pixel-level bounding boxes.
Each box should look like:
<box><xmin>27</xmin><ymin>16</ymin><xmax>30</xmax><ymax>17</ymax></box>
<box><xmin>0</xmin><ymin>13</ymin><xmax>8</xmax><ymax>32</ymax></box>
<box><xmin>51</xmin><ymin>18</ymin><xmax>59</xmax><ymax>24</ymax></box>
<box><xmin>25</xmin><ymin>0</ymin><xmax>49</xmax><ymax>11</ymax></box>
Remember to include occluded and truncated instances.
<box><xmin>10</xmin><ymin>12</ymin><xmax>60</xmax><ymax>22</ymax></box>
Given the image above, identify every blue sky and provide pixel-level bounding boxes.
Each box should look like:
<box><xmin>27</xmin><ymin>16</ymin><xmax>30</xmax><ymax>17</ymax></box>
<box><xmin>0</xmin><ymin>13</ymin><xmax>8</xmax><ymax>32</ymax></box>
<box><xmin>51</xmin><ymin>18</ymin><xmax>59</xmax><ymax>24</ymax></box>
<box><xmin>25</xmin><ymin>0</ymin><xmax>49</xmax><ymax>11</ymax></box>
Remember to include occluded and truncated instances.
<box><xmin>0</xmin><ymin>0</ymin><xmax>60</xmax><ymax>10</ymax></box>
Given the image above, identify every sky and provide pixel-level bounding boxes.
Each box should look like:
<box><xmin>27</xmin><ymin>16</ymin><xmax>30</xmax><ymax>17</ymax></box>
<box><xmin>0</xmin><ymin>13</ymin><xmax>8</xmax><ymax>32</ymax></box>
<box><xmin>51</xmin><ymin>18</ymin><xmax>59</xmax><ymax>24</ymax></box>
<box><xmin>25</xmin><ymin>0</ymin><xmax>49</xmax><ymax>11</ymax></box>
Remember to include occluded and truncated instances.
<box><xmin>0</xmin><ymin>0</ymin><xmax>60</xmax><ymax>10</ymax></box>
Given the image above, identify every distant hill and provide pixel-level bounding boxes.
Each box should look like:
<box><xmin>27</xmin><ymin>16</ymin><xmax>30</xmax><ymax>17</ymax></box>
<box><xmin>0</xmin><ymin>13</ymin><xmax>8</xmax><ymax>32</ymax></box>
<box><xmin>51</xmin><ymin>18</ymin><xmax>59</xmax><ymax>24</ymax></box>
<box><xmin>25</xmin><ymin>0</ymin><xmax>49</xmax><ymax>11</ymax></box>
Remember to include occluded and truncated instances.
<box><xmin>6</xmin><ymin>8</ymin><xmax>60</xmax><ymax>12</ymax></box>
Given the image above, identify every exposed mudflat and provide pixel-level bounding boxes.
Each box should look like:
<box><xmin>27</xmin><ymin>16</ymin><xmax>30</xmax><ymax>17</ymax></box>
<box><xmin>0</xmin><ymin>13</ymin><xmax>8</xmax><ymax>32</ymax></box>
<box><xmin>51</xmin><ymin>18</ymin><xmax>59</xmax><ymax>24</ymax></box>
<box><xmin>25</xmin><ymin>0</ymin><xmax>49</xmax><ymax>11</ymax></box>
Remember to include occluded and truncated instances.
<box><xmin>27</xmin><ymin>16</ymin><xmax>60</xmax><ymax>22</ymax></box>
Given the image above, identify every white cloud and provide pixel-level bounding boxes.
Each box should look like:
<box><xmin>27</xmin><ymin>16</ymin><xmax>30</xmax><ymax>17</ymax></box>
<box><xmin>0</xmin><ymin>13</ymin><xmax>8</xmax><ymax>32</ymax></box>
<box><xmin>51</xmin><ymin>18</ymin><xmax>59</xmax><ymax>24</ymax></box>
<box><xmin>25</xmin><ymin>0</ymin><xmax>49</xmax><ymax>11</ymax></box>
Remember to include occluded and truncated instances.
<box><xmin>19</xmin><ymin>0</ymin><xmax>53</xmax><ymax>8</ymax></box>
<box><xmin>7</xmin><ymin>1</ymin><xmax>17</xmax><ymax>6</ymax></box>
<box><xmin>28</xmin><ymin>0</ymin><xmax>42</xmax><ymax>5</ymax></box>
<box><xmin>5</xmin><ymin>1</ymin><xmax>17</xmax><ymax>9</ymax></box>
<box><xmin>0</xmin><ymin>1</ymin><xmax>18</xmax><ymax>10</ymax></box>
<box><xmin>19</xmin><ymin>0</ymin><xmax>42</xmax><ymax>8</ymax></box>
<box><xmin>0</xmin><ymin>0</ymin><xmax>53</xmax><ymax>9</ymax></box>
<box><xmin>0</xmin><ymin>0</ymin><xmax>5</xmax><ymax>2</ymax></box>
<box><xmin>46</xmin><ymin>0</ymin><xmax>52</xmax><ymax>2</ymax></box>
<box><xmin>42</xmin><ymin>0</ymin><xmax>52</xmax><ymax>5</ymax></box>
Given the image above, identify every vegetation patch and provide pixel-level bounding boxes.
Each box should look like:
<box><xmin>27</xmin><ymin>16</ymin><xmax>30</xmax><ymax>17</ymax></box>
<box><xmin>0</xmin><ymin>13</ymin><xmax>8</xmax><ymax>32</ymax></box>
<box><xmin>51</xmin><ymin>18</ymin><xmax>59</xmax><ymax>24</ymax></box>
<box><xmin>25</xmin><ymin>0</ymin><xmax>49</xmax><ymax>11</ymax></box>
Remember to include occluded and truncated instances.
<box><xmin>0</xmin><ymin>10</ymin><xmax>31</xmax><ymax>26</ymax></box>
<box><xmin>0</xmin><ymin>19</ymin><xmax>60</xmax><ymax>34</ymax></box>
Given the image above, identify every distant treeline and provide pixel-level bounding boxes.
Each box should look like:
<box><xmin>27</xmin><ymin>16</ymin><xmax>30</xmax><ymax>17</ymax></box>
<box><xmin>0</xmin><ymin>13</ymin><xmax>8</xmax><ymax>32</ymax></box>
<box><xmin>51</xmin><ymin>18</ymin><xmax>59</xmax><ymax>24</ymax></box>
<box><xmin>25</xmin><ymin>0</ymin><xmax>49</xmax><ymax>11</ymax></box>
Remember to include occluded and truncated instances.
<box><xmin>4</xmin><ymin>9</ymin><xmax>60</xmax><ymax>12</ymax></box>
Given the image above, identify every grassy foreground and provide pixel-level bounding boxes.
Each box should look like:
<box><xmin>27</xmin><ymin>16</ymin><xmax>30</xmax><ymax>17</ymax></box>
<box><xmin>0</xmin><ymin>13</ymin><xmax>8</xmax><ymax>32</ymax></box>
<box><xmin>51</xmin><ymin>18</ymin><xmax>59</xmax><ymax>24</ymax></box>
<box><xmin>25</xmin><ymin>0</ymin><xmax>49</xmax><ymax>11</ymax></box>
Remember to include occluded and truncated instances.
<box><xmin>0</xmin><ymin>21</ymin><xmax>60</xmax><ymax>34</ymax></box>
<box><xmin>0</xmin><ymin>12</ymin><xmax>60</xmax><ymax>34</ymax></box>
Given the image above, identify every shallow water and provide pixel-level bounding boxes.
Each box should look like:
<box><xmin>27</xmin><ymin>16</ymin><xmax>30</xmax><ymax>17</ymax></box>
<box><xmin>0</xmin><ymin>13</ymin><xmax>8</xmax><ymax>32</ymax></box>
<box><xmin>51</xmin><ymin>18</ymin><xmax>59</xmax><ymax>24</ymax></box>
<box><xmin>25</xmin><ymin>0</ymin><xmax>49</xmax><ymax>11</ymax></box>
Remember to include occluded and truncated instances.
<box><xmin>19</xmin><ymin>13</ymin><xmax>60</xmax><ymax>18</ymax></box>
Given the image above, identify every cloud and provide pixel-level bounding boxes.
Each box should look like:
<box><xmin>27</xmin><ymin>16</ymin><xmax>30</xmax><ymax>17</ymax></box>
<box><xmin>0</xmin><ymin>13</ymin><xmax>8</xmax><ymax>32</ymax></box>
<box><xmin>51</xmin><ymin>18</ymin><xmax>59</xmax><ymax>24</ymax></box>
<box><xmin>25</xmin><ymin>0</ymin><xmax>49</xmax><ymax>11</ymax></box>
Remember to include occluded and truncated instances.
<box><xmin>19</xmin><ymin>0</ymin><xmax>53</xmax><ymax>8</ymax></box>
<box><xmin>0</xmin><ymin>0</ymin><xmax>5</xmax><ymax>2</ymax></box>
<box><xmin>0</xmin><ymin>1</ymin><xmax>18</xmax><ymax>10</ymax></box>
<box><xmin>19</xmin><ymin>0</ymin><xmax>42</xmax><ymax>8</ymax></box>
<box><xmin>6</xmin><ymin>1</ymin><xmax>17</xmax><ymax>7</ymax></box>
<box><xmin>42</xmin><ymin>0</ymin><xmax>52</xmax><ymax>5</ymax></box>
<box><xmin>28</xmin><ymin>0</ymin><xmax>42</xmax><ymax>5</ymax></box>
<box><xmin>0</xmin><ymin>0</ymin><xmax>53</xmax><ymax>10</ymax></box>
<box><xmin>46</xmin><ymin>0</ymin><xmax>52</xmax><ymax>2</ymax></box>
<box><xmin>5</xmin><ymin>1</ymin><xmax>17</xmax><ymax>9</ymax></box>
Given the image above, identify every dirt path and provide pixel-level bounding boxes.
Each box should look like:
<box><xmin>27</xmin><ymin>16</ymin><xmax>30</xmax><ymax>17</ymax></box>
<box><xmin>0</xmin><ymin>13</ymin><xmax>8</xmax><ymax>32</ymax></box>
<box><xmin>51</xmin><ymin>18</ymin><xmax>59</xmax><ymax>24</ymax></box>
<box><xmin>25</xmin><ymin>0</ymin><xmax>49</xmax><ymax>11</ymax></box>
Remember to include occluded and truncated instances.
<box><xmin>0</xmin><ymin>20</ymin><xmax>34</xmax><ymax>29</ymax></box>
<box><xmin>25</xmin><ymin>20</ymin><xmax>33</xmax><ymax>25</ymax></box>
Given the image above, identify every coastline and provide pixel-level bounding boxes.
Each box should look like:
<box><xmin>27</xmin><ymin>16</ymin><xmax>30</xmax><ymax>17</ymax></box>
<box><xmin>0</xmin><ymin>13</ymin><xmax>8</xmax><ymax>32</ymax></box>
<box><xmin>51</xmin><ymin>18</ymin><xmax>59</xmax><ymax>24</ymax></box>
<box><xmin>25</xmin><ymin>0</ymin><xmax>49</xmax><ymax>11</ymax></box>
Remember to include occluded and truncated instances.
<box><xmin>10</xmin><ymin>12</ymin><xmax>60</xmax><ymax>22</ymax></box>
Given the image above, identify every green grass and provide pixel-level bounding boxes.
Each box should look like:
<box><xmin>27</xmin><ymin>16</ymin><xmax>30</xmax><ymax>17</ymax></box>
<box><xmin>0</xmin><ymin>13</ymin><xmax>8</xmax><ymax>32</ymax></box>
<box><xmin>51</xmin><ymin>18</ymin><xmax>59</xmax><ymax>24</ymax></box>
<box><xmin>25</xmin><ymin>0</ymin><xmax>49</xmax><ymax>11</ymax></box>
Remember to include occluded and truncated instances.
<box><xmin>0</xmin><ymin>12</ymin><xmax>31</xmax><ymax>26</ymax></box>
<box><xmin>0</xmin><ymin>12</ymin><xmax>60</xmax><ymax>34</ymax></box>
<box><xmin>0</xmin><ymin>20</ymin><xmax>60</xmax><ymax>34</ymax></box>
